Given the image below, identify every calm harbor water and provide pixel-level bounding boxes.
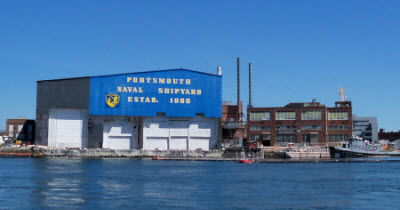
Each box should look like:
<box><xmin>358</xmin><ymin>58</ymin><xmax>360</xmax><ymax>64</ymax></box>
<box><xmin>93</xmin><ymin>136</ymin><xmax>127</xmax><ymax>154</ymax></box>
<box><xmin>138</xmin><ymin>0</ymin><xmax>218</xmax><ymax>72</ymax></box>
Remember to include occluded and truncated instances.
<box><xmin>1</xmin><ymin>158</ymin><xmax>400</xmax><ymax>209</ymax></box>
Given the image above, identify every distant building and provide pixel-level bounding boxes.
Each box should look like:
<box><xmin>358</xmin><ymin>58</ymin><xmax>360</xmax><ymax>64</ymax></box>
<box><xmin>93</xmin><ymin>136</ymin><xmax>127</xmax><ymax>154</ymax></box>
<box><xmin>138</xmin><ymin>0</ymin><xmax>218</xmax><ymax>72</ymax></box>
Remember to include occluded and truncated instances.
<box><xmin>352</xmin><ymin>115</ymin><xmax>378</xmax><ymax>142</ymax></box>
<box><xmin>221</xmin><ymin>101</ymin><xmax>245</xmax><ymax>148</ymax></box>
<box><xmin>247</xmin><ymin>101</ymin><xmax>352</xmax><ymax>146</ymax></box>
<box><xmin>378</xmin><ymin>129</ymin><xmax>400</xmax><ymax>141</ymax></box>
<box><xmin>6</xmin><ymin>119</ymin><xmax>36</xmax><ymax>144</ymax></box>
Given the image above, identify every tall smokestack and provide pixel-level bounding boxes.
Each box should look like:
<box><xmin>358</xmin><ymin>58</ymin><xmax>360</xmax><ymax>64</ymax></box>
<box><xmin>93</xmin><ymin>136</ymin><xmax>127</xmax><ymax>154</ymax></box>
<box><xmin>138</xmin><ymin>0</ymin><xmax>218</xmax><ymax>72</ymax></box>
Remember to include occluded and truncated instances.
<box><xmin>249</xmin><ymin>63</ymin><xmax>252</xmax><ymax>108</ymax></box>
<box><xmin>237</xmin><ymin>58</ymin><xmax>241</xmax><ymax>122</ymax></box>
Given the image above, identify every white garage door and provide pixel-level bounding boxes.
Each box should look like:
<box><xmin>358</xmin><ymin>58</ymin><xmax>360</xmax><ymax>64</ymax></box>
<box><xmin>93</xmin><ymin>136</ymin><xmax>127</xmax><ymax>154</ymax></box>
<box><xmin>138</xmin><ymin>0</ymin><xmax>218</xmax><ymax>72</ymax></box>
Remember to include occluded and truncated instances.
<box><xmin>103</xmin><ymin>121</ymin><xmax>137</xmax><ymax>150</ymax></box>
<box><xmin>143</xmin><ymin>117</ymin><xmax>216</xmax><ymax>151</ymax></box>
<box><xmin>189</xmin><ymin>137</ymin><xmax>209</xmax><ymax>150</ymax></box>
<box><xmin>146</xmin><ymin>137</ymin><xmax>168</xmax><ymax>150</ymax></box>
<box><xmin>48</xmin><ymin>109</ymin><xmax>88</xmax><ymax>149</ymax></box>
<box><xmin>170</xmin><ymin>137</ymin><xmax>188</xmax><ymax>150</ymax></box>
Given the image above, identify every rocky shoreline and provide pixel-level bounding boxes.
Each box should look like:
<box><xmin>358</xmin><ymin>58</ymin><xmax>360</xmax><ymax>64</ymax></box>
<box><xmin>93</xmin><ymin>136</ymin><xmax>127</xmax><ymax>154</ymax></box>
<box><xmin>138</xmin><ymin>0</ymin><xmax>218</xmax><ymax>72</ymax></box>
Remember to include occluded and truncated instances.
<box><xmin>0</xmin><ymin>146</ymin><xmax>224</xmax><ymax>158</ymax></box>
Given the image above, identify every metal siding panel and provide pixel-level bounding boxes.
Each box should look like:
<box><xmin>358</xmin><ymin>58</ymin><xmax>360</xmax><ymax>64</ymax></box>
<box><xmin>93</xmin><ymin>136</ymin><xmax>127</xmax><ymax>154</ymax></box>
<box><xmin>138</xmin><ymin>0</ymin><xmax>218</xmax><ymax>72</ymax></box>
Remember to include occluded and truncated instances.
<box><xmin>103</xmin><ymin>121</ymin><xmax>137</xmax><ymax>149</ymax></box>
<box><xmin>89</xmin><ymin>70</ymin><xmax>221</xmax><ymax>117</ymax></box>
<box><xmin>169</xmin><ymin>137</ymin><xmax>188</xmax><ymax>150</ymax></box>
<box><xmin>48</xmin><ymin>110</ymin><xmax>56</xmax><ymax>147</ymax></box>
<box><xmin>189</xmin><ymin>121</ymin><xmax>212</xmax><ymax>137</ymax></box>
<box><xmin>169</xmin><ymin>121</ymin><xmax>189</xmax><ymax>137</ymax></box>
<box><xmin>144</xmin><ymin>121</ymin><xmax>170</xmax><ymax>137</ymax></box>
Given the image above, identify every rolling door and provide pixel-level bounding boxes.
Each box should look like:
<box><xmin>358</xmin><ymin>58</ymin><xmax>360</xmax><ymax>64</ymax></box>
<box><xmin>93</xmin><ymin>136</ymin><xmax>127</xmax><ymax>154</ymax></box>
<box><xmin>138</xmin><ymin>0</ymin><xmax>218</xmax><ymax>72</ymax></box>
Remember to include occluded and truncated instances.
<box><xmin>143</xmin><ymin>117</ymin><xmax>215</xmax><ymax>151</ymax></box>
<box><xmin>188</xmin><ymin>137</ymin><xmax>209</xmax><ymax>150</ymax></box>
<box><xmin>169</xmin><ymin>137</ymin><xmax>188</xmax><ymax>150</ymax></box>
<box><xmin>146</xmin><ymin>137</ymin><xmax>168</xmax><ymax>150</ymax></box>
<box><xmin>48</xmin><ymin>109</ymin><xmax>88</xmax><ymax>149</ymax></box>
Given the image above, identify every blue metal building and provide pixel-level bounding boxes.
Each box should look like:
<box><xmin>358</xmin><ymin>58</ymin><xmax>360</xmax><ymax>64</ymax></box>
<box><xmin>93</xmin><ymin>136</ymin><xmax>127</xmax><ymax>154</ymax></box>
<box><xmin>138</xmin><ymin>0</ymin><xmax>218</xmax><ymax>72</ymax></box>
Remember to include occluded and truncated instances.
<box><xmin>36</xmin><ymin>69</ymin><xmax>222</xmax><ymax>150</ymax></box>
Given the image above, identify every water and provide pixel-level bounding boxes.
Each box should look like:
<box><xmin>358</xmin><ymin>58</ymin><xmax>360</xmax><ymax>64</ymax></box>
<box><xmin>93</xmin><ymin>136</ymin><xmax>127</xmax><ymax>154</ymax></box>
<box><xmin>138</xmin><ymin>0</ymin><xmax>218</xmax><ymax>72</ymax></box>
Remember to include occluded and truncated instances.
<box><xmin>0</xmin><ymin>158</ymin><xmax>400</xmax><ymax>209</ymax></box>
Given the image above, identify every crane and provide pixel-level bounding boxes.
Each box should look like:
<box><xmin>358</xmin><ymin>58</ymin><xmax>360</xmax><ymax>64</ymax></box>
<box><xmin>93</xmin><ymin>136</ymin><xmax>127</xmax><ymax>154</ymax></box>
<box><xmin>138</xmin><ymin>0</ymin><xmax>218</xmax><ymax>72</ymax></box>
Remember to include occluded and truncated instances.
<box><xmin>339</xmin><ymin>86</ymin><xmax>345</xmax><ymax>102</ymax></box>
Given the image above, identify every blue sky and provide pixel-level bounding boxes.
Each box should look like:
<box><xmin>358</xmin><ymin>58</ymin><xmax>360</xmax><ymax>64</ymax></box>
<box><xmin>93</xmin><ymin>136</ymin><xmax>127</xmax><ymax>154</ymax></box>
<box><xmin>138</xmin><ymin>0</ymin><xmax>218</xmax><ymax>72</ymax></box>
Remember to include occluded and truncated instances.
<box><xmin>1</xmin><ymin>0</ymin><xmax>399</xmax><ymax>131</ymax></box>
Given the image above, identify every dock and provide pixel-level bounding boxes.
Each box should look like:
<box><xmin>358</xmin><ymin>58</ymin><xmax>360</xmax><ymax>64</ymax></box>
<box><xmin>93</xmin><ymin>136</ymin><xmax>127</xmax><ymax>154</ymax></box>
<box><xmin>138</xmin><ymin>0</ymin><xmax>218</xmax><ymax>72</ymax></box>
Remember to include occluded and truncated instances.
<box><xmin>1</xmin><ymin>146</ymin><xmax>400</xmax><ymax>163</ymax></box>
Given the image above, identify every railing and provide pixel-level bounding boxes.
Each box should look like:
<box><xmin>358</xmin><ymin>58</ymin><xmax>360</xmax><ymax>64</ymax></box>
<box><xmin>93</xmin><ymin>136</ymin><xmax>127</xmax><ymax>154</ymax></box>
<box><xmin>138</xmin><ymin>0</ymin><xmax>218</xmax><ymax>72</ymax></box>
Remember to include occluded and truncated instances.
<box><xmin>222</xmin><ymin>122</ymin><xmax>240</xmax><ymax>129</ymax></box>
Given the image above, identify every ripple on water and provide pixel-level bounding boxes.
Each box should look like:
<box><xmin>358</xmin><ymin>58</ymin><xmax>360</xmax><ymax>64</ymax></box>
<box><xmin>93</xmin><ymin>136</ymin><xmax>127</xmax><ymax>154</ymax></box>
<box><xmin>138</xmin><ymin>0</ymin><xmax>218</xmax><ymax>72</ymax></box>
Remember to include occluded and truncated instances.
<box><xmin>1</xmin><ymin>159</ymin><xmax>400</xmax><ymax>209</ymax></box>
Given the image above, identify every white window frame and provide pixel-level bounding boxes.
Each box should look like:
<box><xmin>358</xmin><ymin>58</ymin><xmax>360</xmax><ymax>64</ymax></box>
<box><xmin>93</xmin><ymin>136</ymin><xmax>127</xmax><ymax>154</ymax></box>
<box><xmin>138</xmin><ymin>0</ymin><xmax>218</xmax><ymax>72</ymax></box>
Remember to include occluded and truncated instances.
<box><xmin>328</xmin><ymin>111</ymin><xmax>349</xmax><ymax>120</ymax></box>
<box><xmin>250</xmin><ymin>111</ymin><xmax>270</xmax><ymax>121</ymax></box>
<box><xmin>249</xmin><ymin>126</ymin><xmax>270</xmax><ymax>131</ymax></box>
<box><xmin>275</xmin><ymin>111</ymin><xmax>296</xmax><ymax>120</ymax></box>
<box><xmin>276</xmin><ymin>135</ymin><xmax>297</xmax><ymax>142</ymax></box>
<box><xmin>301</xmin><ymin>125</ymin><xmax>322</xmax><ymax>130</ymax></box>
<box><xmin>301</xmin><ymin>111</ymin><xmax>322</xmax><ymax>120</ymax></box>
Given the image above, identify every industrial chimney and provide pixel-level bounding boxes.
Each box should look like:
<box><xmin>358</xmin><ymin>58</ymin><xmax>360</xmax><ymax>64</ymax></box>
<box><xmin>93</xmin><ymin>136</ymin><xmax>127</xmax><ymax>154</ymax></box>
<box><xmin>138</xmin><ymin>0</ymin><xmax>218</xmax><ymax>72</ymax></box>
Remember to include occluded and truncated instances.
<box><xmin>248</xmin><ymin>63</ymin><xmax>253</xmax><ymax>108</ymax></box>
<box><xmin>237</xmin><ymin>58</ymin><xmax>241</xmax><ymax>122</ymax></box>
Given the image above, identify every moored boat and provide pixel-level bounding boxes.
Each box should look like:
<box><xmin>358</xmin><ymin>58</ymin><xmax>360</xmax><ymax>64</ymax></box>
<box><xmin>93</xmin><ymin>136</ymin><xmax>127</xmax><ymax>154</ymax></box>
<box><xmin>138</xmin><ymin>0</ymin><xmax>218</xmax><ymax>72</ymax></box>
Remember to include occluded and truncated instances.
<box><xmin>333</xmin><ymin>137</ymin><xmax>400</xmax><ymax>158</ymax></box>
<box><xmin>152</xmin><ymin>156</ymin><xmax>163</xmax><ymax>160</ymax></box>
<box><xmin>238</xmin><ymin>159</ymin><xmax>253</xmax><ymax>164</ymax></box>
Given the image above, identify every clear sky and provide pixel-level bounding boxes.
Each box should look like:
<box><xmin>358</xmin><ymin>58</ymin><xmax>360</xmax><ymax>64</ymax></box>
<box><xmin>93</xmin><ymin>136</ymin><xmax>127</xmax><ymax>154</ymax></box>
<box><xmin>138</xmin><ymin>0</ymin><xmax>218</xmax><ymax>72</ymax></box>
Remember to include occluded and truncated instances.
<box><xmin>1</xmin><ymin>0</ymin><xmax>399</xmax><ymax>131</ymax></box>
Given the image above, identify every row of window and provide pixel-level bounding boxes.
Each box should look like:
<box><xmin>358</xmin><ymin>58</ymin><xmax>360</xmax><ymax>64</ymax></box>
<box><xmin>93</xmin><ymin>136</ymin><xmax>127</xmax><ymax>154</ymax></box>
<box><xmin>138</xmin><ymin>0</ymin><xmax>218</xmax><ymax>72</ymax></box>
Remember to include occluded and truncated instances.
<box><xmin>250</xmin><ymin>125</ymin><xmax>348</xmax><ymax>131</ymax></box>
<box><xmin>276</xmin><ymin>111</ymin><xmax>296</xmax><ymax>120</ymax></box>
<box><xmin>301</xmin><ymin>111</ymin><xmax>322</xmax><ymax>120</ymax></box>
<box><xmin>250</xmin><ymin>111</ymin><xmax>349</xmax><ymax>121</ymax></box>
<box><xmin>327</xmin><ymin>112</ymin><xmax>348</xmax><ymax>120</ymax></box>
<box><xmin>252</xmin><ymin>134</ymin><xmax>349</xmax><ymax>142</ymax></box>
<box><xmin>302</xmin><ymin>125</ymin><xmax>322</xmax><ymax>130</ymax></box>
<box><xmin>250</xmin><ymin>134</ymin><xmax>271</xmax><ymax>141</ymax></box>
<box><xmin>249</xmin><ymin>111</ymin><xmax>270</xmax><ymax>121</ymax></box>
<box><xmin>276</xmin><ymin>135</ymin><xmax>297</xmax><ymax>142</ymax></box>
<box><xmin>249</xmin><ymin>126</ymin><xmax>270</xmax><ymax>131</ymax></box>
<box><xmin>328</xmin><ymin>125</ymin><xmax>349</xmax><ymax>130</ymax></box>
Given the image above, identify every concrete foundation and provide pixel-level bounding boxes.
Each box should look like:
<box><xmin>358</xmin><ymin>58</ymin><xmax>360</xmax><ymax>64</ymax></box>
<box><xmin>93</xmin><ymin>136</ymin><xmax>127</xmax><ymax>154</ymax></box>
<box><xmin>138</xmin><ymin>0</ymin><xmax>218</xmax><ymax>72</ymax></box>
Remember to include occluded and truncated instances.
<box><xmin>30</xmin><ymin>146</ymin><xmax>223</xmax><ymax>158</ymax></box>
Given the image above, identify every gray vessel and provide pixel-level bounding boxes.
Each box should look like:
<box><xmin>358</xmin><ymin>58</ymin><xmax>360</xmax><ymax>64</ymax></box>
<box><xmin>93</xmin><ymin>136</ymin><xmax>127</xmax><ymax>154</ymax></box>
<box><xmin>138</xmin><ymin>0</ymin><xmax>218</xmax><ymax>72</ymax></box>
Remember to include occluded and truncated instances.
<box><xmin>333</xmin><ymin>137</ymin><xmax>400</xmax><ymax>158</ymax></box>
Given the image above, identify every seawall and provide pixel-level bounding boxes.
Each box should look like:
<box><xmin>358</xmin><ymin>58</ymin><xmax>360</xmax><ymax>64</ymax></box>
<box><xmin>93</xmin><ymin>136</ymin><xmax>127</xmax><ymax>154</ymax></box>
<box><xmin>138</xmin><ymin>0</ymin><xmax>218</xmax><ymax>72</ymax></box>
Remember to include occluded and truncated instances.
<box><xmin>0</xmin><ymin>146</ymin><xmax>224</xmax><ymax>158</ymax></box>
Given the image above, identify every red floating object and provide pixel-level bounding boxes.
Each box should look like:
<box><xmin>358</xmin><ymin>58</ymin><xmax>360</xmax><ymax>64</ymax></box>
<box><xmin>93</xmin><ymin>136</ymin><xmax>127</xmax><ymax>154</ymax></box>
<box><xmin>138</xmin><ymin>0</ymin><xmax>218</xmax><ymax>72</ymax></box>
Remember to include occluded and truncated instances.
<box><xmin>152</xmin><ymin>156</ymin><xmax>163</xmax><ymax>160</ymax></box>
<box><xmin>239</xmin><ymin>159</ymin><xmax>253</xmax><ymax>164</ymax></box>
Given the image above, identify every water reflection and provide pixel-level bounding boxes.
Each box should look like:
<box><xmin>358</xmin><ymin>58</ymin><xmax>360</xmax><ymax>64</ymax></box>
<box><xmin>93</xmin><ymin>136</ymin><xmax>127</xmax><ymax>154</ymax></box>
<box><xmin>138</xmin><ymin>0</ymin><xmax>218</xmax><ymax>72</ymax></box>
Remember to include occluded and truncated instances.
<box><xmin>31</xmin><ymin>159</ymin><xmax>86</xmax><ymax>208</ymax></box>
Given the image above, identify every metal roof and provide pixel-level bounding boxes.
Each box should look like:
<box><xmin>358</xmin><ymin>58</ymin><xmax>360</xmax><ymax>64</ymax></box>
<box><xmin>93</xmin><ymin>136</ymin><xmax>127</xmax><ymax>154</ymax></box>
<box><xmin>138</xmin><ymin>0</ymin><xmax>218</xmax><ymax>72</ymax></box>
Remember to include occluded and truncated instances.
<box><xmin>37</xmin><ymin>68</ymin><xmax>220</xmax><ymax>83</ymax></box>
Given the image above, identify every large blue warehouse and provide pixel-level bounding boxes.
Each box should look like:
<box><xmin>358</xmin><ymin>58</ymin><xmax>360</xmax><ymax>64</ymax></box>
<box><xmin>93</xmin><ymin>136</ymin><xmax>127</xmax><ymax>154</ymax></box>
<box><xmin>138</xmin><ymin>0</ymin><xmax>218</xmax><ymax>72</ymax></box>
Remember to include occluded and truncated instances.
<box><xmin>35</xmin><ymin>69</ymin><xmax>222</xmax><ymax>150</ymax></box>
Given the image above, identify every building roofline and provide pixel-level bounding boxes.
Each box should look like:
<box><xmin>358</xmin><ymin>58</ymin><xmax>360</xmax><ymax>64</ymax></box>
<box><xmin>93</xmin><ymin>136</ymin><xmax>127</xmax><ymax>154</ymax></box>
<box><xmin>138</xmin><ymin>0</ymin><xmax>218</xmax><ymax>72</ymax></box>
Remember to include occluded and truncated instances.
<box><xmin>248</xmin><ymin>106</ymin><xmax>354</xmax><ymax>109</ymax></box>
<box><xmin>248</xmin><ymin>107</ymin><xmax>325</xmax><ymax>110</ymax></box>
<box><xmin>37</xmin><ymin>68</ymin><xmax>221</xmax><ymax>83</ymax></box>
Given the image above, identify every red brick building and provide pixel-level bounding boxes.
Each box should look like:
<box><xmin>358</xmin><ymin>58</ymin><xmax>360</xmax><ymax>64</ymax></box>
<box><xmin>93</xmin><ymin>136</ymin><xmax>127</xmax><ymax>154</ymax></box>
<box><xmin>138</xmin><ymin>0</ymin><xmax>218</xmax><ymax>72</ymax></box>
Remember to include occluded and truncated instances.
<box><xmin>222</xmin><ymin>101</ymin><xmax>245</xmax><ymax>147</ymax></box>
<box><xmin>247</xmin><ymin>101</ymin><xmax>352</xmax><ymax>146</ymax></box>
<box><xmin>378</xmin><ymin>129</ymin><xmax>400</xmax><ymax>141</ymax></box>
<box><xmin>6</xmin><ymin>119</ymin><xmax>36</xmax><ymax>144</ymax></box>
